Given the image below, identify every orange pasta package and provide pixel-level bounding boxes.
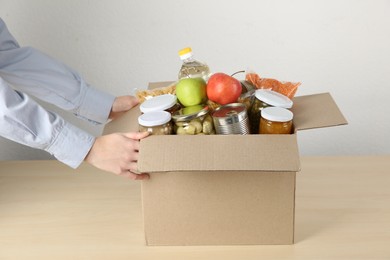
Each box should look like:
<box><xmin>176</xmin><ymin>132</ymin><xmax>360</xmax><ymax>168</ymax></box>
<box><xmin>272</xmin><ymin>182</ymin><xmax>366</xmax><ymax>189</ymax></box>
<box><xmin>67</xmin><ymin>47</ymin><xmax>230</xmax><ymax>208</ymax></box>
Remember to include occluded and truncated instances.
<box><xmin>245</xmin><ymin>70</ymin><xmax>301</xmax><ymax>99</ymax></box>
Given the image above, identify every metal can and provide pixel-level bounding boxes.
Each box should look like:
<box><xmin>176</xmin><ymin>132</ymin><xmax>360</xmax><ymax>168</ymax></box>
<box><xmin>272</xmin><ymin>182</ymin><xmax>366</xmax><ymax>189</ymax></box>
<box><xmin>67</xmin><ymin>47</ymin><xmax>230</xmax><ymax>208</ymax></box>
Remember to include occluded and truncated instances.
<box><xmin>212</xmin><ymin>103</ymin><xmax>250</xmax><ymax>135</ymax></box>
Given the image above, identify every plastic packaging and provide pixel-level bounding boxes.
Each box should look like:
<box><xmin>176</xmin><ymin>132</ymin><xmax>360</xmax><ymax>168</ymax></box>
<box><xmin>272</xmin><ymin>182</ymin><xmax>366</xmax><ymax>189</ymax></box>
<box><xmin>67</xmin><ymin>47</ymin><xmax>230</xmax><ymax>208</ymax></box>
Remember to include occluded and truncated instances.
<box><xmin>245</xmin><ymin>69</ymin><xmax>301</xmax><ymax>99</ymax></box>
<box><xmin>135</xmin><ymin>82</ymin><xmax>176</xmax><ymax>103</ymax></box>
<box><xmin>178</xmin><ymin>47</ymin><xmax>211</xmax><ymax>81</ymax></box>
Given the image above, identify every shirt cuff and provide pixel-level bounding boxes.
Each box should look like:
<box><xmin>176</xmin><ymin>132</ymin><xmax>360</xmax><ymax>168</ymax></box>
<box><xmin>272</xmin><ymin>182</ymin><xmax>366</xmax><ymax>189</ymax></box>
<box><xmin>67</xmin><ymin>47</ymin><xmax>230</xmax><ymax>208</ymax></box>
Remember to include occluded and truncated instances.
<box><xmin>78</xmin><ymin>84</ymin><xmax>116</xmax><ymax>124</ymax></box>
<box><xmin>46</xmin><ymin>121</ymin><xmax>95</xmax><ymax>169</ymax></box>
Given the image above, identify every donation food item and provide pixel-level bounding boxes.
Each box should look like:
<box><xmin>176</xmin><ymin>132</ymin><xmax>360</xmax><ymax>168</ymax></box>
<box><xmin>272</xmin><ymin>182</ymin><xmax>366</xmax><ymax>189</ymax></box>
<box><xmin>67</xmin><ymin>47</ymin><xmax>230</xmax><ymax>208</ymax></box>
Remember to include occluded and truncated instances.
<box><xmin>135</xmin><ymin>83</ymin><xmax>176</xmax><ymax>103</ymax></box>
<box><xmin>178</xmin><ymin>47</ymin><xmax>211</xmax><ymax>81</ymax></box>
<box><xmin>206</xmin><ymin>99</ymin><xmax>222</xmax><ymax>111</ymax></box>
<box><xmin>206</xmin><ymin>73</ymin><xmax>242</xmax><ymax>105</ymax></box>
<box><xmin>237</xmin><ymin>88</ymin><xmax>255</xmax><ymax>111</ymax></box>
<box><xmin>172</xmin><ymin>105</ymin><xmax>215</xmax><ymax>135</ymax></box>
<box><xmin>140</xmin><ymin>94</ymin><xmax>181</xmax><ymax>114</ymax></box>
<box><xmin>249</xmin><ymin>89</ymin><xmax>293</xmax><ymax>134</ymax></box>
<box><xmin>138</xmin><ymin>111</ymin><xmax>173</xmax><ymax>135</ymax></box>
<box><xmin>259</xmin><ymin>107</ymin><xmax>293</xmax><ymax>134</ymax></box>
<box><xmin>212</xmin><ymin>103</ymin><xmax>250</xmax><ymax>135</ymax></box>
<box><xmin>175</xmin><ymin>78</ymin><xmax>207</xmax><ymax>107</ymax></box>
<box><xmin>245</xmin><ymin>71</ymin><xmax>301</xmax><ymax>99</ymax></box>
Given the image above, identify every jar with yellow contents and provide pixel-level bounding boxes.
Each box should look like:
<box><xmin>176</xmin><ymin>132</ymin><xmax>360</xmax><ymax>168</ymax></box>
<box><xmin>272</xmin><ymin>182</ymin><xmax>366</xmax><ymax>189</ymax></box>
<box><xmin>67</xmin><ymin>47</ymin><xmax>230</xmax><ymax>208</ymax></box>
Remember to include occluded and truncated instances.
<box><xmin>259</xmin><ymin>107</ymin><xmax>293</xmax><ymax>134</ymax></box>
<box><xmin>249</xmin><ymin>89</ymin><xmax>293</xmax><ymax>134</ymax></box>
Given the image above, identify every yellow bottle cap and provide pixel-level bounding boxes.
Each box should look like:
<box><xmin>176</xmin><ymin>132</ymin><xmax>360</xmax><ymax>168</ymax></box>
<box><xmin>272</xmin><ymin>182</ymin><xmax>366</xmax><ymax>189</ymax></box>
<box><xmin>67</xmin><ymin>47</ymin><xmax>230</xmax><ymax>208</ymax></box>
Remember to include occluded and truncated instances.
<box><xmin>178</xmin><ymin>47</ymin><xmax>192</xmax><ymax>57</ymax></box>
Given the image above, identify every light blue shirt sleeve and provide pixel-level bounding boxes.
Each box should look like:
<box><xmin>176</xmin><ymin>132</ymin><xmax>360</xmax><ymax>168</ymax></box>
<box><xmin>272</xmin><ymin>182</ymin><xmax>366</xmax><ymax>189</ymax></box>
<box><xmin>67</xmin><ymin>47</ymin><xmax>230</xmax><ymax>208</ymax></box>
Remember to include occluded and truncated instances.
<box><xmin>0</xmin><ymin>78</ymin><xmax>95</xmax><ymax>168</ymax></box>
<box><xmin>0</xmin><ymin>18</ymin><xmax>116</xmax><ymax>168</ymax></box>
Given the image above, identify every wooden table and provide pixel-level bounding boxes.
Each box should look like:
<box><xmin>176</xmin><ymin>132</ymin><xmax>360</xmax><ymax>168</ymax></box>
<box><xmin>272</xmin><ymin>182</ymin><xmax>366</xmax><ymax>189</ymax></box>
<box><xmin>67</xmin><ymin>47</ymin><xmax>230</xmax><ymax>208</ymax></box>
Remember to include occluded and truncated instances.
<box><xmin>1</xmin><ymin>156</ymin><xmax>389</xmax><ymax>259</ymax></box>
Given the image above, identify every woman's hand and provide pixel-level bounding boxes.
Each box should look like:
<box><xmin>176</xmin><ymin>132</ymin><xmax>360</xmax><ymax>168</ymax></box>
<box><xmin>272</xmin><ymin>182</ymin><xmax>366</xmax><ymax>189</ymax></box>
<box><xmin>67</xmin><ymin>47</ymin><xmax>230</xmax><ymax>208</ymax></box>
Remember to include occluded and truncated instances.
<box><xmin>85</xmin><ymin>131</ymin><xmax>150</xmax><ymax>180</ymax></box>
<box><xmin>109</xmin><ymin>96</ymin><xmax>139</xmax><ymax>120</ymax></box>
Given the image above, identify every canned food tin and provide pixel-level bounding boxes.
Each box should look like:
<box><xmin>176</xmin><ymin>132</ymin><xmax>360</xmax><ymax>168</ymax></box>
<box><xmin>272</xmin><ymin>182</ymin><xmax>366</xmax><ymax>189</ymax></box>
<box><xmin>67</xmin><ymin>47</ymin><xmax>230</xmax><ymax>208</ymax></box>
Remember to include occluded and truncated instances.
<box><xmin>212</xmin><ymin>103</ymin><xmax>250</xmax><ymax>135</ymax></box>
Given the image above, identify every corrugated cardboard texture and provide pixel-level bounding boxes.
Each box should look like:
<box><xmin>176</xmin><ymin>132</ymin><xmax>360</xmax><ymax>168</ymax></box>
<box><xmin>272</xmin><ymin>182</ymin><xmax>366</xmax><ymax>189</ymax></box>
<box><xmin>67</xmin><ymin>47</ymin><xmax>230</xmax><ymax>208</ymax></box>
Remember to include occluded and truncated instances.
<box><xmin>103</xmin><ymin>83</ymin><xmax>348</xmax><ymax>246</ymax></box>
<box><xmin>292</xmin><ymin>93</ymin><xmax>348</xmax><ymax>131</ymax></box>
<box><xmin>103</xmin><ymin>105</ymin><xmax>141</xmax><ymax>134</ymax></box>
<box><xmin>138</xmin><ymin>134</ymin><xmax>300</xmax><ymax>172</ymax></box>
<box><xmin>142</xmin><ymin>171</ymin><xmax>296</xmax><ymax>245</ymax></box>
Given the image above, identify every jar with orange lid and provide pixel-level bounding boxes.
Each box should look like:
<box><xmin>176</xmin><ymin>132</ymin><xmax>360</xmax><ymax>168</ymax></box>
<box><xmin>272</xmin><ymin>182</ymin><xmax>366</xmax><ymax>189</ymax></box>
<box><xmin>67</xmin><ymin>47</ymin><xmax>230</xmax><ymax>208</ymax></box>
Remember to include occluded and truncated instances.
<box><xmin>259</xmin><ymin>107</ymin><xmax>293</xmax><ymax>134</ymax></box>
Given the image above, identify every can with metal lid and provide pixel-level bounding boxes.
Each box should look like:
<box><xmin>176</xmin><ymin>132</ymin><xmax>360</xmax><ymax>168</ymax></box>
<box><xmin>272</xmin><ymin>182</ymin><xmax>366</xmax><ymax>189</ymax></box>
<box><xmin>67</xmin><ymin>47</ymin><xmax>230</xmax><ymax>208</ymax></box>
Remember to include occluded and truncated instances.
<box><xmin>212</xmin><ymin>103</ymin><xmax>250</xmax><ymax>135</ymax></box>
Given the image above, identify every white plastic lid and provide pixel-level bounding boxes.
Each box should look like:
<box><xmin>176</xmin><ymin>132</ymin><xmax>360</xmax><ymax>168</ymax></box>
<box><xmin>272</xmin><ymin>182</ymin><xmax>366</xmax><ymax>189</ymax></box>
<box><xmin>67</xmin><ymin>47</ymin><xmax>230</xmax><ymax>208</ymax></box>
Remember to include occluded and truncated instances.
<box><xmin>138</xmin><ymin>111</ymin><xmax>172</xmax><ymax>127</ymax></box>
<box><xmin>255</xmin><ymin>89</ymin><xmax>293</xmax><ymax>108</ymax></box>
<box><xmin>140</xmin><ymin>94</ymin><xmax>177</xmax><ymax>113</ymax></box>
<box><xmin>261</xmin><ymin>107</ymin><xmax>293</xmax><ymax>122</ymax></box>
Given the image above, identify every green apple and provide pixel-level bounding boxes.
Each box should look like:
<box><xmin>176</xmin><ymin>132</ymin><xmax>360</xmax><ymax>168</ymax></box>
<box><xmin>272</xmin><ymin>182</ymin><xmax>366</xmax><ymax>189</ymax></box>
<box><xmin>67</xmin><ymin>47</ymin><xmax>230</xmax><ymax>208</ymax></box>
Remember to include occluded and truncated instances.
<box><xmin>175</xmin><ymin>78</ymin><xmax>207</xmax><ymax>107</ymax></box>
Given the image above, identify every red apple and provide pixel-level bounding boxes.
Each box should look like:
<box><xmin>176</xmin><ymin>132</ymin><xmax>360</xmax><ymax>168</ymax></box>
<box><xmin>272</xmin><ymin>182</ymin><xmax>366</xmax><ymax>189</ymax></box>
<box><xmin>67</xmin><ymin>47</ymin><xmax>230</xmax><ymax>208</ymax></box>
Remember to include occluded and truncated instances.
<box><xmin>206</xmin><ymin>73</ymin><xmax>242</xmax><ymax>105</ymax></box>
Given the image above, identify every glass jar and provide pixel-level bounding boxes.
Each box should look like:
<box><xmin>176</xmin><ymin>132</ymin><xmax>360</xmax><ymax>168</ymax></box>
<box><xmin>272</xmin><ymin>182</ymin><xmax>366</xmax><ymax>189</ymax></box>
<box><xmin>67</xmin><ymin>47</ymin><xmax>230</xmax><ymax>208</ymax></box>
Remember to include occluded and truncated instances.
<box><xmin>138</xmin><ymin>111</ymin><xmax>173</xmax><ymax>135</ymax></box>
<box><xmin>249</xmin><ymin>89</ymin><xmax>293</xmax><ymax>134</ymax></box>
<box><xmin>172</xmin><ymin>105</ymin><xmax>214</xmax><ymax>135</ymax></box>
<box><xmin>140</xmin><ymin>94</ymin><xmax>181</xmax><ymax>114</ymax></box>
<box><xmin>237</xmin><ymin>88</ymin><xmax>255</xmax><ymax>111</ymax></box>
<box><xmin>259</xmin><ymin>107</ymin><xmax>293</xmax><ymax>134</ymax></box>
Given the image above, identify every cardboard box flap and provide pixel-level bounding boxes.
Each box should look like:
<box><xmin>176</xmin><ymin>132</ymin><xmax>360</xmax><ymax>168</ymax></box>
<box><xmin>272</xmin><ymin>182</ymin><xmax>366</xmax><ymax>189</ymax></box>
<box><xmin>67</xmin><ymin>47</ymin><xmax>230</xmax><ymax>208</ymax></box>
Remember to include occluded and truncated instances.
<box><xmin>103</xmin><ymin>105</ymin><xmax>141</xmax><ymax>134</ymax></box>
<box><xmin>291</xmin><ymin>93</ymin><xmax>348</xmax><ymax>131</ymax></box>
<box><xmin>138</xmin><ymin>134</ymin><xmax>300</xmax><ymax>173</ymax></box>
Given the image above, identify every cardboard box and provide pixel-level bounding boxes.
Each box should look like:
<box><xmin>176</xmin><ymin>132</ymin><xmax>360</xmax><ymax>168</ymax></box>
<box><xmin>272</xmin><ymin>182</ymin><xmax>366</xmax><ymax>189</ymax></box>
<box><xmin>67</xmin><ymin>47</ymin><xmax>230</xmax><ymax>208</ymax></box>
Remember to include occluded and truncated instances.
<box><xmin>104</xmin><ymin>82</ymin><xmax>347</xmax><ymax>246</ymax></box>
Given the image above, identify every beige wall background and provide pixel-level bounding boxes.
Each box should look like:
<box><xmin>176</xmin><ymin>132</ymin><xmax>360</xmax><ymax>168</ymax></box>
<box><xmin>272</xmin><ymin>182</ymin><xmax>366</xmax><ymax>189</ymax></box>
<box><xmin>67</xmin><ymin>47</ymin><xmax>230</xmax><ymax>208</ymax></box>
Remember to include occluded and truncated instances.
<box><xmin>0</xmin><ymin>0</ymin><xmax>389</xmax><ymax>161</ymax></box>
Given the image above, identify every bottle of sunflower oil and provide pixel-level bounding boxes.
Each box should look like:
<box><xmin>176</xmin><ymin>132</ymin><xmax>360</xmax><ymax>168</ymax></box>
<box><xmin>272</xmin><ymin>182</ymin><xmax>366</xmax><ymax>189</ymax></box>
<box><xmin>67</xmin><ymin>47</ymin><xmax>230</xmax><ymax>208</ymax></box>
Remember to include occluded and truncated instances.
<box><xmin>178</xmin><ymin>47</ymin><xmax>211</xmax><ymax>82</ymax></box>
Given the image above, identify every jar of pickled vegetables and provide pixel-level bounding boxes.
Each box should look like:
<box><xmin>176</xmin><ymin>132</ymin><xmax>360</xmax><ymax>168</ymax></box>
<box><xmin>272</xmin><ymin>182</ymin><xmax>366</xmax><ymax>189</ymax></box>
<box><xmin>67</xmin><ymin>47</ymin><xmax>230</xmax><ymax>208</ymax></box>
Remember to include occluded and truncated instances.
<box><xmin>249</xmin><ymin>89</ymin><xmax>293</xmax><ymax>134</ymax></box>
<box><xmin>237</xmin><ymin>89</ymin><xmax>255</xmax><ymax>111</ymax></box>
<box><xmin>172</xmin><ymin>105</ymin><xmax>214</xmax><ymax>135</ymax></box>
<box><xmin>138</xmin><ymin>111</ymin><xmax>173</xmax><ymax>135</ymax></box>
<box><xmin>140</xmin><ymin>94</ymin><xmax>181</xmax><ymax>114</ymax></box>
<box><xmin>259</xmin><ymin>107</ymin><xmax>293</xmax><ymax>134</ymax></box>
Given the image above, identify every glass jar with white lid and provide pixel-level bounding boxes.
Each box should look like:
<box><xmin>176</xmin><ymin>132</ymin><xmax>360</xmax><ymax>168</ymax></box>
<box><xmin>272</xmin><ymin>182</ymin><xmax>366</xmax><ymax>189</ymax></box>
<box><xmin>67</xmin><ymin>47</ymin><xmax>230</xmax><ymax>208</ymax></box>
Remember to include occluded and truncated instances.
<box><xmin>140</xmin><ymin>94</ymin><xmax>181</xmax><ymax>115</ymax></box>
<box><xmin>138</xmin><ymin>111</ymin><xmax>173</xmax><ymax>135</ymax></box>
<box><xmin>259</xmin><ymin>107</ymin><xmax>293</xmax><ymax>134</ymax></box>
<box><xmin>248</xmin><ymin>89</ymin><xmax>293</xmax><ymax>134</ymax></box>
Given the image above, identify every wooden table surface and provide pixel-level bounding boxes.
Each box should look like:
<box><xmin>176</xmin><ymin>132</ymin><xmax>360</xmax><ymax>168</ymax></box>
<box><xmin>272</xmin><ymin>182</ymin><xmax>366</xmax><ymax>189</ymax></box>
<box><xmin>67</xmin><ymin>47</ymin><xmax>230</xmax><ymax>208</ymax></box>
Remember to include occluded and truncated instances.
<box><xmin>0</xmin><ymin>156</ymin><xmax>389</xmax><ymax>259</ymax></box>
